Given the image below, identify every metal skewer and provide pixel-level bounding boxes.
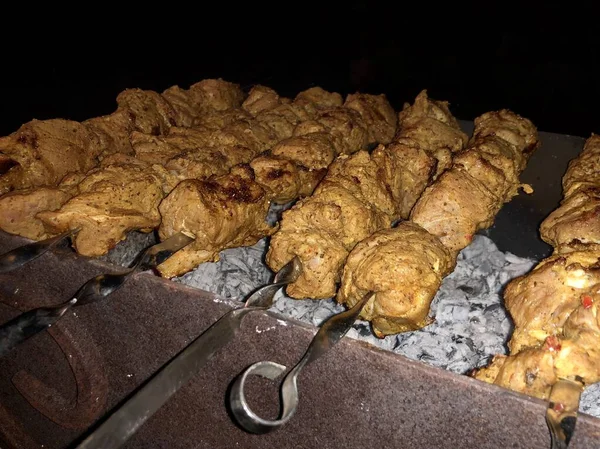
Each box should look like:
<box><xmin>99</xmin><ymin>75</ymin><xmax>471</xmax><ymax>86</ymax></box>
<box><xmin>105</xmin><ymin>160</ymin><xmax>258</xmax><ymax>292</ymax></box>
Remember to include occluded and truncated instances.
<box><xmin>0</xmin><ymin>232</ymin><xmax>194</xmax><ymax>357</ymax></box>
<box><xmin>75</xmin><ymin>256</ymin><xmax>302</xmax><ymax>449</ymax></box>
<box><xmin>0</xmin><ymin>228</ymin><xmax>79</xmax><ymax>273</ymax></box>
<box><xmin>229</xmin><ymin>291</ymin><xmax>375</xmax><ymax>434</ymax></box>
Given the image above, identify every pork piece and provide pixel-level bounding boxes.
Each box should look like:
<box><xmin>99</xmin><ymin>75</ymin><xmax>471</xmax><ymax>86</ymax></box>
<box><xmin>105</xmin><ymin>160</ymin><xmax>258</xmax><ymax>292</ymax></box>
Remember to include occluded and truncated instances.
<box><xmin>540</xmin><ymin>135</ymin><xmax>600</xmax><ymax>253</ymax></box>
<box><xmin>156</xmin><ymin>165</ymin><xmax>275</xmax><ymax>278</ymax></box>
<box><xmin>37</xmin><ymin>155</ymin><xmax>173</xmax><ymax>257</ymax></box>
<box><xmin>338</xmin><ymin>110</ymin><xmax>538</xmax><ymax>336</ymax></box>
<box><xmin>0</xmin><ymin>79</ymin><xmax>244</xmax><ymax>194</ymax></box>
<box><xmin>411</xmin><ymin>110</ymin><xmax>538</xmax><ymax>255</ymax></box>
<box><xmin>338</xmin><ymin>223</ymin><xmax>453</xmax><ymax>336</ymax></box>
<box><xmin>266</xmin><ymin>91</ymin><xmax>464</xmax><ymax>299</ymax></box>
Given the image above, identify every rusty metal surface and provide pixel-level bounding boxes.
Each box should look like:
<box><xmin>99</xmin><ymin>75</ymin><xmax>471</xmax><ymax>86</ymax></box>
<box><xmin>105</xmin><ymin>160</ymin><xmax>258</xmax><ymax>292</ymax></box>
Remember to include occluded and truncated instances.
<box><xmin>1</xmin><ymin>129</ymin><xmax>599</xmax><ymax>449</ymax></box>
<box><xmin>1</xmin><ymin>233</ymin><xmax>600</xmax><ymax>449</ymax></box>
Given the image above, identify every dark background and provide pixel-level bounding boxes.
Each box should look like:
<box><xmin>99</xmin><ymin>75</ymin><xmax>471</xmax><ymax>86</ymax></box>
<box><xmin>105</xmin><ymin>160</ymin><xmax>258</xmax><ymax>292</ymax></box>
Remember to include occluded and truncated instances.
<box><xmin>0</xmin><ymin>3</ymin><xmax>598</xmax><ymax>138</ymax></box>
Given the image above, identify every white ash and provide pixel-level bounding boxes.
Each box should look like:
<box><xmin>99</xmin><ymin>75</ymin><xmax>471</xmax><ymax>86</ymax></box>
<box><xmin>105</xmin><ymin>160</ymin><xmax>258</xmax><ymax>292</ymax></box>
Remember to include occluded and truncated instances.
<box><xmin>100</xmin><ymin>231</ymin><xmax>158</xmax><ymax>267</ymax></box>
<box><xmin>102</xmin><ymin>207</ymin><xmax>600</xmax><ymax>418</ymax></box>
<box><xmin>169</xmin><ymin>232</ymin><xmax>600</xmax><ymax>418</ymax></box>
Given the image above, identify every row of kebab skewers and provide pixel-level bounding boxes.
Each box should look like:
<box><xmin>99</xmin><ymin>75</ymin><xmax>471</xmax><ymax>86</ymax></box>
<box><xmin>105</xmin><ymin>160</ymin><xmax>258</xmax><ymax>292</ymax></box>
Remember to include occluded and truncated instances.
<box><xmin>0</xmin><ymin>78</ymin><xmax>598</xmax><ymax>447</ymax></box>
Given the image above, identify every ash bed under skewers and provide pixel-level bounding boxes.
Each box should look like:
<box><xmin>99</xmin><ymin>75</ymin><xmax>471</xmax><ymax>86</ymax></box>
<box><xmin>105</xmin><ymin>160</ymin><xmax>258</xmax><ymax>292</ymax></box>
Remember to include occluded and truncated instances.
<box><xmin>98</xmin><ymin>207</ymin><xmax>600</xmax><ymax>418</ymax></box>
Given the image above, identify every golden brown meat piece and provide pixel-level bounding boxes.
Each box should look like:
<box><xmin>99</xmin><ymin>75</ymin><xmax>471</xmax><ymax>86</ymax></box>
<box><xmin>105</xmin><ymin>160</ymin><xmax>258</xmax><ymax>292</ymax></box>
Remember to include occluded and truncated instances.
<box><xmin>473</xmin><ymin>347</ymin><xmax>558</xmax><ymax>400</ymax></box>
<box><xmin>338</xmin><ymin>223</ymin><xmax>454</xmax><ymax>336</ymax></box>
<box><xmin>503</xmin><ymin>251</ymin><xmax>600</xmax><ymax>353</ymax></box>
<box><xmin>344</xmin><ymin>93</ymin><xmax>397</xmax><ymax>145</ymax></box>
<box><xmin>0</xmin><ymin>173</ymin><xmax>83</xmax><ymax>240</ymax></box>
<box><xmin>157</xmin><ymin>90</ymin><xmax>395</xmax><ymax>278</ymax></box>
<box><xmin>37</xmin><ymin>155</ymin><xmax>173</xmax><ymax>257</ymax></box>
<box><xmin>266</xmin><ymin>91</ymin><xmax>464</xmax><ymax>300</ymax></box>
<box><xmin>411</xmin><ymin>110</ymin><xmax>538</xmax><ymax>255</ymax></box>
<box><xmin>475</xmin><ymin>283</ymin><xmax>600</xmax><ymax>400</ymax></box>
<box><xmin>267</xmin><ymin>149</ymin><xmax>396</xmax><ymax>298</ymax></box>
<box><xmin>540</xmin><ymin>135</ymin><xmax>600</xmax><ymax>253</ymax></box>
<box><xmin>338</xmin><ymin>110</ymin><xmax>538</xmax><ymax>337</ymax></box>
<box><xmin>241</xmin><ymin>85</ymin><xmax>287</xmax><ymax>116</ymax></box>
<box><xmin>0</xmin><ymin>119</ymin><xmax>103</xmax><ymax>195</ymax></box>
<box><xmin>162</xmin><ymin>78</ymin><xmax>245</xmax><ymax>127</ymax></box>
<box><xmin>157</xmin><ymin>165</ymin><xmax>275</xmax><ymax>278</ymax></box>
<box><xmin>251</xmin><ymin>93</ymin><xmax>396</xmax><ymax>204</ymax></box>
<box><xmin>397</xmin><ymin>90</ymin><xmax>469</xmax><ymax>176</ymax></box>
<box><xmin>134</xmin><ymin>86</ymin><xmax>336</xmax><ymax>193</ymax></box>
<box><xmin>474</xmin><ymin>134</ymin><xmax>600</xmax><ymax>399</ymax></box>
<box><xmin>0</xmin><ymin>79</ymin><xmax>244</xmax><ymax>194</ymax></box>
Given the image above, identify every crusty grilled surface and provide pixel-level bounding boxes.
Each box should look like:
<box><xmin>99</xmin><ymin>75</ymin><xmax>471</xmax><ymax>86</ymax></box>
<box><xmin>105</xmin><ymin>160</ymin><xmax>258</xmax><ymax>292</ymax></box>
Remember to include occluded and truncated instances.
<box><xmin>474</xmin><ymin>134</ymin><xmax>600</xmax><ymax>400</ymax></box>
<box><xmin>157</xmin><ymin>89</ymin><xmax>399</xmax><ymax>277</ymax></box>
<box><xmin>338</xmin><ymin>109</ymin><xmax>538</xmax><ymax>337</ymax></box>
<box><xmin>266</xmin><ymin>90</ymin><xmax>467</xmax><ymax>300</ymax></box>
<box><xmin>0</xmin><ymin>82</ymin><xmax>345</xmax><ymax>255</ymax></box>
<box><xmin>0</xmin><ymin>80</ymin><xmax>243</xmax><ymax>196</ymax></box>
<box><xmin>156</xmin><ymin>165</ymin><xmax>275</xmax><ymax>278</ymax></box>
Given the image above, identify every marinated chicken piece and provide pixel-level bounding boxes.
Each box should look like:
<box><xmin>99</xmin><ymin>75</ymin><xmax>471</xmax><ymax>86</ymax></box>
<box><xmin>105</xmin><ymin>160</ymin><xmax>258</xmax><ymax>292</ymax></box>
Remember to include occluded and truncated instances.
<box><xmin>293</xmin><ymin>87</ymin><xmax>343</xmax><ymax>111</ymax></box>
<box><xmin>475</xmin><ymin>284</ymin><xmax>600</xmax><ymax>400</ymax></box>
<box><xmin>157</xmin><ymin>90</ymin><xmax>395</xmax><ymax>278</ymax></box>
<box><xmin>242</xmin><ymin>85</ymin><xmax>286</xmax><ymax>116</ymax></box>
<box><xmin>162</xmin><ymin>78</ymin><xmax>245</xmax><ymax>127</ymax></box>
<box><xmin>194</xmin><ymin>109</ymin><xmax>253</xmax><ymax>130</ymax></box>
<box><xmin>338</xmin><ymin>110</ymin><xmax>538</xmax><ymax>336</ymax></box>
<box><xmin>267</xmin><ymin>91</ymin><xmax>464</xmax><ymax>300</ymax></box>
<box><xmin>165</xmin><ymin>145</ymin><xmax>255</xmax><ymax>183</ymax></box>
<box><xmin>311</xmin><ymin>108</ymin><xmax>369</xmax><ymax>155</ymax></box>
<box><xmin>504</xmin><ymin>251</ymin><xmax>600</xmax><ymax>353</ymax></box>
<box><xmin>344</xmin><ymin>93</ymin><xmax>398</xmax><ymax>145</ymax></box>
<box><xmin>411</xmin><ymin>111</ymin><xmax>538</xmax><ymax>255</ymax></box>
<box><xmin>474</xmin><ymin>134</ymin><xmax>600</xmax><ymax>399</ymax></box>
<box><xmin>540</xmin><ymin>135</ymin><xmax>600</xmax><ymax>253</ymax></box>
<box><xmin>37</xmin><ymin>155</ymin><xmax>173</xmax><ymax>257</ymax></box>
<box><xmin>267</xmin><ymin>149</ymin><xmax>397</xmax><ymax>298</ymax></box>
<box><xmin>0</xmin><ymin>79</ymin><xmax>244</xmax><ymax>194</ymax></box>
<box><xmin>250</xmin><ymin>132</ymin><xmax>335</xmax><ymax>205</ymax></box>
<box><xmin>0</xmin><ymin>119</ymin><xmax>103</xmax><ymax>195</ymax></box>
<box><xmin>339</xmin><ymin>223</ymin><xmax>453</xmax><ymax>336</ymax></box>
<box><xmin>473</xmin><ymin>347</ymin><xmax>558</xmax><ymax>400</ymax></box>
<box><xmin>0</xmin><ymin>171</ymin><xmax>84</xmax><ymax>240</ymax></box>
<box><xmin>157</xmin><ymin>165</ymin><xmax>275</xmax><ymax>278</ymax></box>
<box><xmin>397</xmin><ymin>90</ymin><xmax>470</xmax><ymax>176</ymax></box>
<box><xmin>134</xmin><ymin>86</ymin><xmax>338</xmax><ymax>190</ymax></box>
<box><xmin>252</xmin><ymin>93</ymin><xmax>396</xmax><ymax>204</ymax></box>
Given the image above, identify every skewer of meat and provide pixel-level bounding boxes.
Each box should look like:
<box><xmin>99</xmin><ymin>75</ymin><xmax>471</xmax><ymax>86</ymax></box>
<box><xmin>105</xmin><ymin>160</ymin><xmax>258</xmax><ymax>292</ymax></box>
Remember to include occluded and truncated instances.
<box><xmin>0</xmin><ymin>79</ymin><xmax>243</xmax><ymax>195</ymax></box>
<box><xmin>473</xmin><ymin>134</ymin><xmax>600</xmax><ymax>400</ymax></box>
<box><xmin>155</xmin><ymin>92</ymin><xmax>398</xmax><ymax>278</ymax></box>
<box><xmin>28</xmin><ymin>86</ymin><xmax>341</xmax><ymax>257</ymax></box>
<box><xmin>0</xmin><ymin>79</ymin><xmax>246</xmax><ymax>241</ymax></box>
<box><xmin>265</xmin><ymin>91</ymin><xmax>468</xmax><ymax>299</ymax></box>
<box><xmin>337</xmin><ymin>110</ymin><xmax>539</xmax><ymax>337</ymax></box>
